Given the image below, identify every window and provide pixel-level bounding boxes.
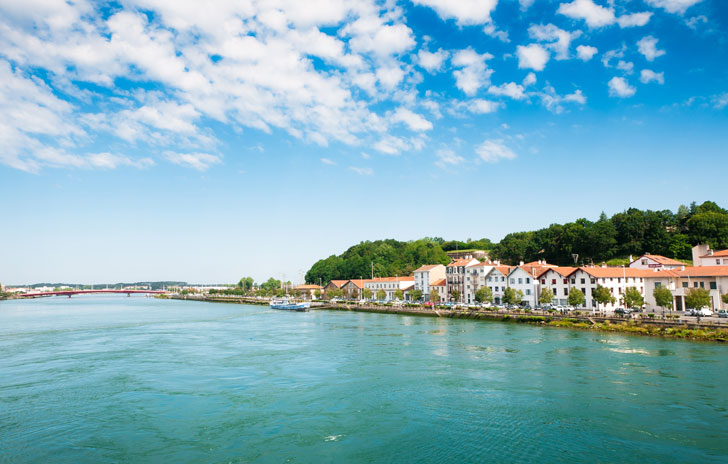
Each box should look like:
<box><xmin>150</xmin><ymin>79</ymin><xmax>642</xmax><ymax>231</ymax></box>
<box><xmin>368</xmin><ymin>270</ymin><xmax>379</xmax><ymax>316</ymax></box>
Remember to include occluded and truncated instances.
<box><xmin>552</xmin><ymin>279</ymin><xmax>556</xmax><ymax>285</ymax></box>
<box><xmin>717</xmin><ymin>259</ymin><xmax>721</xmax><ymax>265</ymax></box>
<box><xmin>682</xmin><ymin>282</ymin><xmax>688</xmax><ymax>288</ymax></box>
<box><xmin>591</xmin><ymin>279</ymin><xmax>596</xmax><ymax>284</ymax></box>
<box><xmin>641</xmin><ymin>259</ymin><xmax>647</xmax><ymax>265</ymax></box>
<box><xmin>571</xmin><ymin>279</ymin><xmax>575</xmax><ymax>284</ymax></box>
<box><xmin>581</xmin><ymin>279</ymin><xmax>585</xmax><ymax>284</ymax></box>
<box><xmin>655</xmin><ymin>282</ymin><xmax>661</xmax><ymax>288</ymax></box>
<box><xmin>581</xmin><ymin>288</ymin><xmax>586</xmax><ymax>295</ymax></box>
<box><xmin>694</xmin><ymin>282</ymin><xmax>698</xmax><ymax>288</ymax></box>
<box><xmin>710</xmin><ymin>282</ymin><xmax>717</xmax><ymax>290</ymax></box>
<box><xmin>541</xmin><ymin>279</ymin><xmax>546</xmax><ymax>284</ymax></box>
<box><xmin>526</xmin><ymin>289</ymin><xmax>531</xmax><ymax>295</ymax></box>
<box><xmin>518</xmin><ymin>278</ymin><xmax>523</xmax><ymax>284</ymax></box>
<box><xmin>510</xmin><ymin>278</ymin><xmax>515</xmax><ymax>284</ymax></box>
<box><xmin>700</xmin><ymin>282</ymin><xmax>704</xmax><ymax>288</ymax></box>
<box><xmin>564</xmin><ymin>288</ymin><xmax>569</xmax><ymax>295</ymax></box>
<box><xmin>526</xmin><ymin>278</ymin><xmax>530</xmax><ymax>284</ymax></box>
<box><xmin>563</xmin><ymin>279</ymin><xmax>568</xmax><ymax>284</ymax></box>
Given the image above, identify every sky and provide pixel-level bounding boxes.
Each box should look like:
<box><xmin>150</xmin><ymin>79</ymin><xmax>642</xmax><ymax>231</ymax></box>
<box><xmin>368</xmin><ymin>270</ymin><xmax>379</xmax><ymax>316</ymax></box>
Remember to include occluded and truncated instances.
<box><xmin>1</xmin><ymin>0</ymin><xmax>727</xmax><ymax>285</ymax></box>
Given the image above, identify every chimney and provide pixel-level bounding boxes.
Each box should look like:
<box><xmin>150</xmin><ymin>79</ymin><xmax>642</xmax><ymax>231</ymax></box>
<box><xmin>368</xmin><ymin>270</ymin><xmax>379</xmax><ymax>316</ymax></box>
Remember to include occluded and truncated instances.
<box><xmin>629</xmin><ymin>255</ymin><xmax>633</xmax><ymax>262</ymax></box>
<box><xmin>692</xmin><ymin>244</ymin><xmax>710</xmax><ymax>266</ymax></box>
<box><xmin>519</xmin><ymin>260</ymin><xmax>524</xmax><ymax>266</ymax></box>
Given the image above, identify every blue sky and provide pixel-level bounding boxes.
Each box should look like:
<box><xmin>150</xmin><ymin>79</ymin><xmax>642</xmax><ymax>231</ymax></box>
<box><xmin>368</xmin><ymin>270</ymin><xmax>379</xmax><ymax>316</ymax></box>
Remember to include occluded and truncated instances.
<box><xmin>1</xmin><ymin>0</ymin><xmax>726</xmax><ymax>285</ymax></box>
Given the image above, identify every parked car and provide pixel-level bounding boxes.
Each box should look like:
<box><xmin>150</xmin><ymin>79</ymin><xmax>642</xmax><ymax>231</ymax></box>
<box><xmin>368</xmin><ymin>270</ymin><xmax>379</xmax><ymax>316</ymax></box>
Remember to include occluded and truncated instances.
<box><xmin>696</xmin><ymin>308</ymin><xmax>714</xmax><ymax>317</ymax></box>
<box><xmin>614</xmin><ymin>308</ymin><xmax>629</xmax><ymax>315</ymax></box>
<box><xmin>718</xmin><ymin>310</ymin><xmax>728</xmax><ymax>318</ymax></box>
<box><xmin>684</xmin><ymin>308</ymin><xmax>696</xmax><ymax>316</ymax></box>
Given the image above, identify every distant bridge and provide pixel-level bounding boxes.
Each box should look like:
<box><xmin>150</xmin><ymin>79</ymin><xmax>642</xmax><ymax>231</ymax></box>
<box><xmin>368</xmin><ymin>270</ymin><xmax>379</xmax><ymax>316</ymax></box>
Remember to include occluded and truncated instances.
<box><xmin>18</xmin><ymin>289</ymin><xmax>168</xmax><ymax>298</ymax></box>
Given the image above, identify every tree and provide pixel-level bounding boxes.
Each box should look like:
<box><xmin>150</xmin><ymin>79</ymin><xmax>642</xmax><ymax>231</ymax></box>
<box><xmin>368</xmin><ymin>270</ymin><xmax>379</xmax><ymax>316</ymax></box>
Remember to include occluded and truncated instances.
<box><xmin>474</xmin><ymin>287</ymin><xmax>493</xmax><ymax>304</ymax></box>
<box><xmin>238</xmin><ymin>277</ymin><xmax>254</xmax><ymax>291</ymax></box>
<box><xmin>314</xmin><ymin>289</ymin><xmax>322</xmax><ymax>299</ymax></box>
<box><xmin>685</xmin><ymin>287</ymin><xmax>711</xmax><ymax>309</ymax></box>
<box><xmin>539</xmin><ymin>288</ymin><xmax>554</xmax><ymax>305</ymax></box>
<box><xmin>502</xmin><ymin>287</ymin><xmax>517</xmax><ymax>305</ymax></box>
<box><xmin>430</xmin><ymin>289</ymin><xmax>440</xmax><ymax>303</ymax></box>
<box><xmin>327</xmin><ymin>288</ymin><xmax>342</xmax><ymax>300</ymax></box>
<box><xmin>623</xmin><ymin>287</ymin><xmax>644</xmax><ymax>309</ymax></box>
<box><xmin>568</xmin><ymin>288</ymin><xmax>585</xmax><ymax>307</ymax></box>
<box><xmin>363</xmin><ymin>288</ymin><xmax>373</xmax><ymax>300</ymax></box>
<box><xmin>723</xmin><ymin>293</ymin><xmax>728</xmax><ymax>305</ymax></box>
<box><xmin>450</xmin><ymin>289</ymin><xmax>461</xmax><ymax>302</ymax></box>
<box><xmin>261</xmin><ymin>277</ymin><xmax>282</xmax><ymax>292</ymax></box>
<box><xmin>411</xmin><ymin>289</ymin><xmax>423</xmax><ymax>302</ymax></box>
<box><xmin>653</xmin><ymin>286</ymin><xmax>673</xmax><ymax>317</ymax></box>
<box><xmin>394</xmin><ymin>289</ymin><xmax>404</xmax><ymax>301</ymax></box>
<box><xmin>593</xmin><ymin>285</ymin><xmax>616</xmax><ymax>311</ymax></box>
<box><xmin>376</xmin><ymin>289</ymin><xmax>386</xmax><ymax>301</ymax></box>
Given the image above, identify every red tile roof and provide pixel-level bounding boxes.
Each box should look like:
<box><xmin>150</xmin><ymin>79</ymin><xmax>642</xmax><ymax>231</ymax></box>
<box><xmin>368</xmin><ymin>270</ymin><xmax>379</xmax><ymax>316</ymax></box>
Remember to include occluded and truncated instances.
<box><xmin>630</xmin><ymin>254</ymin><xmax>687</xmax><ymax>266</ymax></box>
<box><xmin>537</xmin><ymin>266</ymin><xmax>577</xmax><ymax>278</ymax></box>
<box><xmin>700</xmin><ymin>250</ymin><xmax>728</xmax><ymax>258</ymax></box>
<box><xmin>577</xmin><ymin>267</ymin><xmax>658</xmax><ymax>278</ymax></box>
<box><xmin>415</xmin><ymin>264</ymin><xmax>444</xmax><ymax>272</ymax></box>
<box><xmin>447</xmin><ymin>258</ymin><xmax>479</xmax><ymax>267</ymax></box>
<box><xmin>294</xmin><ymin>284</ymin><xmax>323</xmax><ymax>290</ymax></box>
<box><xmin>652</xmin><ymin>266</ymin><xmax>728</xmax><ymax>278</ymax></box>
<box><xmin>431</xmin><ymin>278</ymin><xmax>446</xmax><ymax>287</ymax></box>
<box><xmin>328</xmin><ymin>280</ymin><xmax>348</xmax><ymax>288</ymax></box>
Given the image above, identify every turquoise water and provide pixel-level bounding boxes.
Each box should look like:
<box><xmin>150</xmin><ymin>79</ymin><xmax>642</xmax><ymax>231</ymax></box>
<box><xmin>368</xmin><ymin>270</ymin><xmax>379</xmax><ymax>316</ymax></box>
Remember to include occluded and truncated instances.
<box><xmin>1</xmin><ymin>296</ymin><xmax>727</xmax><ymax>463</ymax></box>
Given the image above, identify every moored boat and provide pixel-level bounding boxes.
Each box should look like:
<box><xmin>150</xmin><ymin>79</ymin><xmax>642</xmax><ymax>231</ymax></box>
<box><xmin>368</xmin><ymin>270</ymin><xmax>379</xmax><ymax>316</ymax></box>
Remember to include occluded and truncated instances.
<box><xmin>270</xmin><ymin>298</ymin><xmax>310</xmax><ymax>311</ymax></box>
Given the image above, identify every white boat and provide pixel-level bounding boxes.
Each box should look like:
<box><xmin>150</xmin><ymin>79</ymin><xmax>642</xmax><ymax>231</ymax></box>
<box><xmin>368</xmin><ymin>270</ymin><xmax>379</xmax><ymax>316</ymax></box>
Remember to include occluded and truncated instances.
<box><xmin>270</xmin><ymin>298</ymin><xmax>310</xmax><ymax>311</ymax></box>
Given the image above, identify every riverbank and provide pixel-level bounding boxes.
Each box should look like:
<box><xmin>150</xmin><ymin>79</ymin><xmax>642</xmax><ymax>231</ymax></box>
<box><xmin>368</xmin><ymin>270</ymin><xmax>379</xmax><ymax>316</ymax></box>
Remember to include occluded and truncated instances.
<box><xmin>168</xmin><ymin>295</ymin><xmax>728</xmax><ymax>342</ymax></box>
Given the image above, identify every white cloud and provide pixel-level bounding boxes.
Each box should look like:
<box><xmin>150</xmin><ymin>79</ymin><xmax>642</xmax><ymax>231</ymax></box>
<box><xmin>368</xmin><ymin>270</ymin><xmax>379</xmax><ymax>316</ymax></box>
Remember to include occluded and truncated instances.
<box><xmin>483</xmin><ymin>23</ymin><xmax>509</xmax><ymax>42</ymax></box>
<box><xmin>686</xmin><ymin>15</ymin><xmax>707</xmax><ymax>30</ymax></box>
<box><xmin>461</xmin><ymin>99</ymin><xmax>501</xmax><ymax>114</ymax></box>
<box><xmin>488</xmin><ymin>82</ymin><xmax>527</xmax><ymax>100</ymax></box>
<box><xmin>645</xmin><ymin>0</ymin><xmax>703</xmax><ymax>14</ymax></box>
<box><xmin>519</xmin><ymin>0</ymin><xmax>536</xmax><ymax>10</ymax></box>
<box><xmin>637</xmin><ymin>36</ymin><xmax>666</xmax><ymax>61</ymax></box>
<box><xmin>538</xmin><ymin>86</ymin><xmax>586</xmax><ymax>113</ymax></box>
<box><xmin>528</xmin><ymin>24</ymin><xmax>580</xmax><ymax>60</ymax></box>
<box><xmin>516</xmin><ymin>44</ymin><xmax>550</xmax><ymax>71</ymax></box>
<box><xmin>452</xmin><ymin>48</ymin><xmax>494</xmax><ymax>95</ymax></box>
<box><xmin>576</xmin><ymin>45</ymin><xmax>598</xmax><ymax>61</ymax></box>
<box><xmin>608</xmin><ymin>76</ymin><xmax>636</xmax><ymax>98</ymax></box>
<box><xmin>163</xmin><ymin>152</ymin><xmax>222</xmax><ymax>171</ymax></box>
<box><xmin>373</xmin><ymin>135</ymin><xmax>410</xmax><ymax>155</ymax></box>
<box><xmin>640</xmin><ymin>69</ymin><xmax>665</xmax><ymax>84</ymax></box>
<box><xmin>523</xmin><ymin>72</ymin><xmax>537</xmax><ymax>86</ymax></box>
<box><xmin>712</xmin><ymin>92</ymin><xmax>728</xmax><ymax>109</ymax></box>
<box><xmin>418</xmin><ymin>48</ymin><xmax>449</xmax><ymax>73</ymax></box>
<box><xmin>475</xmin><ymin>140</ymin><xmax>517</xmax><ymax>163</ymax></box>
<box><xmin>617</xmin><ymin>60</ymin><xmax>634</xmax><ymax>75</ymax></box>
<box><xmin>617</xmin><ymin>12</ymin><xmax>652</xmax><ymax>28</ymax></box>
<box><xmin>390</xmin><ymin>107</ymin><xmax>433</xmax><ymax>131</ymax></box>
<box><xmin>557</xmin><ymin>0</ymin><xmax>615</xmax><ymax>28</ymax></box>
<box><xmin>349</xmin><ymin>166</ymin><xmax>373</xmax><ymax>175</ymax></box>
<box><xmin>602</xmin><ymin>45</ymin><xmax>626</xmax><ymax>67</ymax></box>
<box><xmin>435</xmin><ymin>148</ymin><xmax>464</xmax><ymax>167</ymax></box>
<box><xmin>320</xmin><ymin>157</ymin><xmax>336</xmax><ymax>165</ymax></box>
<box><xmin>412</xmin><ymin>0</ymin><xmax>499</xmax><ymax>25</ymax></box>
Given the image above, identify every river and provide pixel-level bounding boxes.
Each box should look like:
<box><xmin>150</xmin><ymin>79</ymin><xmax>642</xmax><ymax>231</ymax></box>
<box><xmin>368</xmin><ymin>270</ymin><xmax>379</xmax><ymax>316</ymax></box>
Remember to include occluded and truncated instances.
<box><xmin>1</xmin><ymin>295</ymin><xmax>726</xmax><ymax>463</ymax></box>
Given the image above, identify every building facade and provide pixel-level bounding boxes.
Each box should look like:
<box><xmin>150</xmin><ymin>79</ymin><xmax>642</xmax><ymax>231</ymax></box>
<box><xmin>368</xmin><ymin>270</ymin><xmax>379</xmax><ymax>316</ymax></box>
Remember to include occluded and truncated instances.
<box><xmin>414</xmin><ymin>264</ymin><xmax>446</xmax><ymax>301</ymax></box>
<box><xmin>446</xmin><ymin>258</ymin><xmax>479</xmax><ymax>303</ymax></box>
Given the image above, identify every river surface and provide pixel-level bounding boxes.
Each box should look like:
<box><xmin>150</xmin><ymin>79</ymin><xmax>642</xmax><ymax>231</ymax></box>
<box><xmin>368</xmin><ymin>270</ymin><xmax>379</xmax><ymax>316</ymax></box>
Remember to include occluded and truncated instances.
<box><xmin>1</xmin><ymin>296</ymin><xmax>727</xmax><ymax>463</ymax></box>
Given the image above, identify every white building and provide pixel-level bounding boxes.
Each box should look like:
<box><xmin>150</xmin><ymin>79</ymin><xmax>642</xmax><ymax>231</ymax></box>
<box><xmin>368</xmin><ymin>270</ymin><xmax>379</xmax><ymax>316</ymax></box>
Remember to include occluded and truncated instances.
<box><xmin>570</xmin><ymin>267</ymin><xmax>653</xmax><ymax>312</ymax></box>
<box><xmin>537</xmin><ymin>267</ymin><xmax>578</xmax><ymax>306</ymax></box>
<box><xmin>507</xmin><ymin>266</ymin><xmax>540</xmax><ymax>307</ymax></box>
<box><xmin>629</xmin><ymin>254</ymin><xmax>687</xmax><ymax>270</ymax></box>
<box><xmin>446</xmin><ymin>258</ymin><xmax>479</xmax><ymax>303</ymax></box>
<box><xmin>365</xmin><ymin>276</ymin><xmax>415</xmax><ymax>301</ymax></box>
<box><xmin>429</xmin><ymin>278</ymin><xmax>447</xmax><ymax>303</ymax></box>
<box><xmin>643</xmin><ymin>266</ymin><xmax>728</xmax><ymax>313</ymax></box>
<box><xmin>692</xmin><ymin>244</ymin><xmax>728</xmax><ymax>267</ymax></box>
<box><xmin>414</xmin><ymin>264</ymin><xmax>446</xmax><ymax>302</ymax></box>
<box><xmin>485</xmin><ymin>266</ymin><xmax>512</xmax><ymax>305</ymax></box>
